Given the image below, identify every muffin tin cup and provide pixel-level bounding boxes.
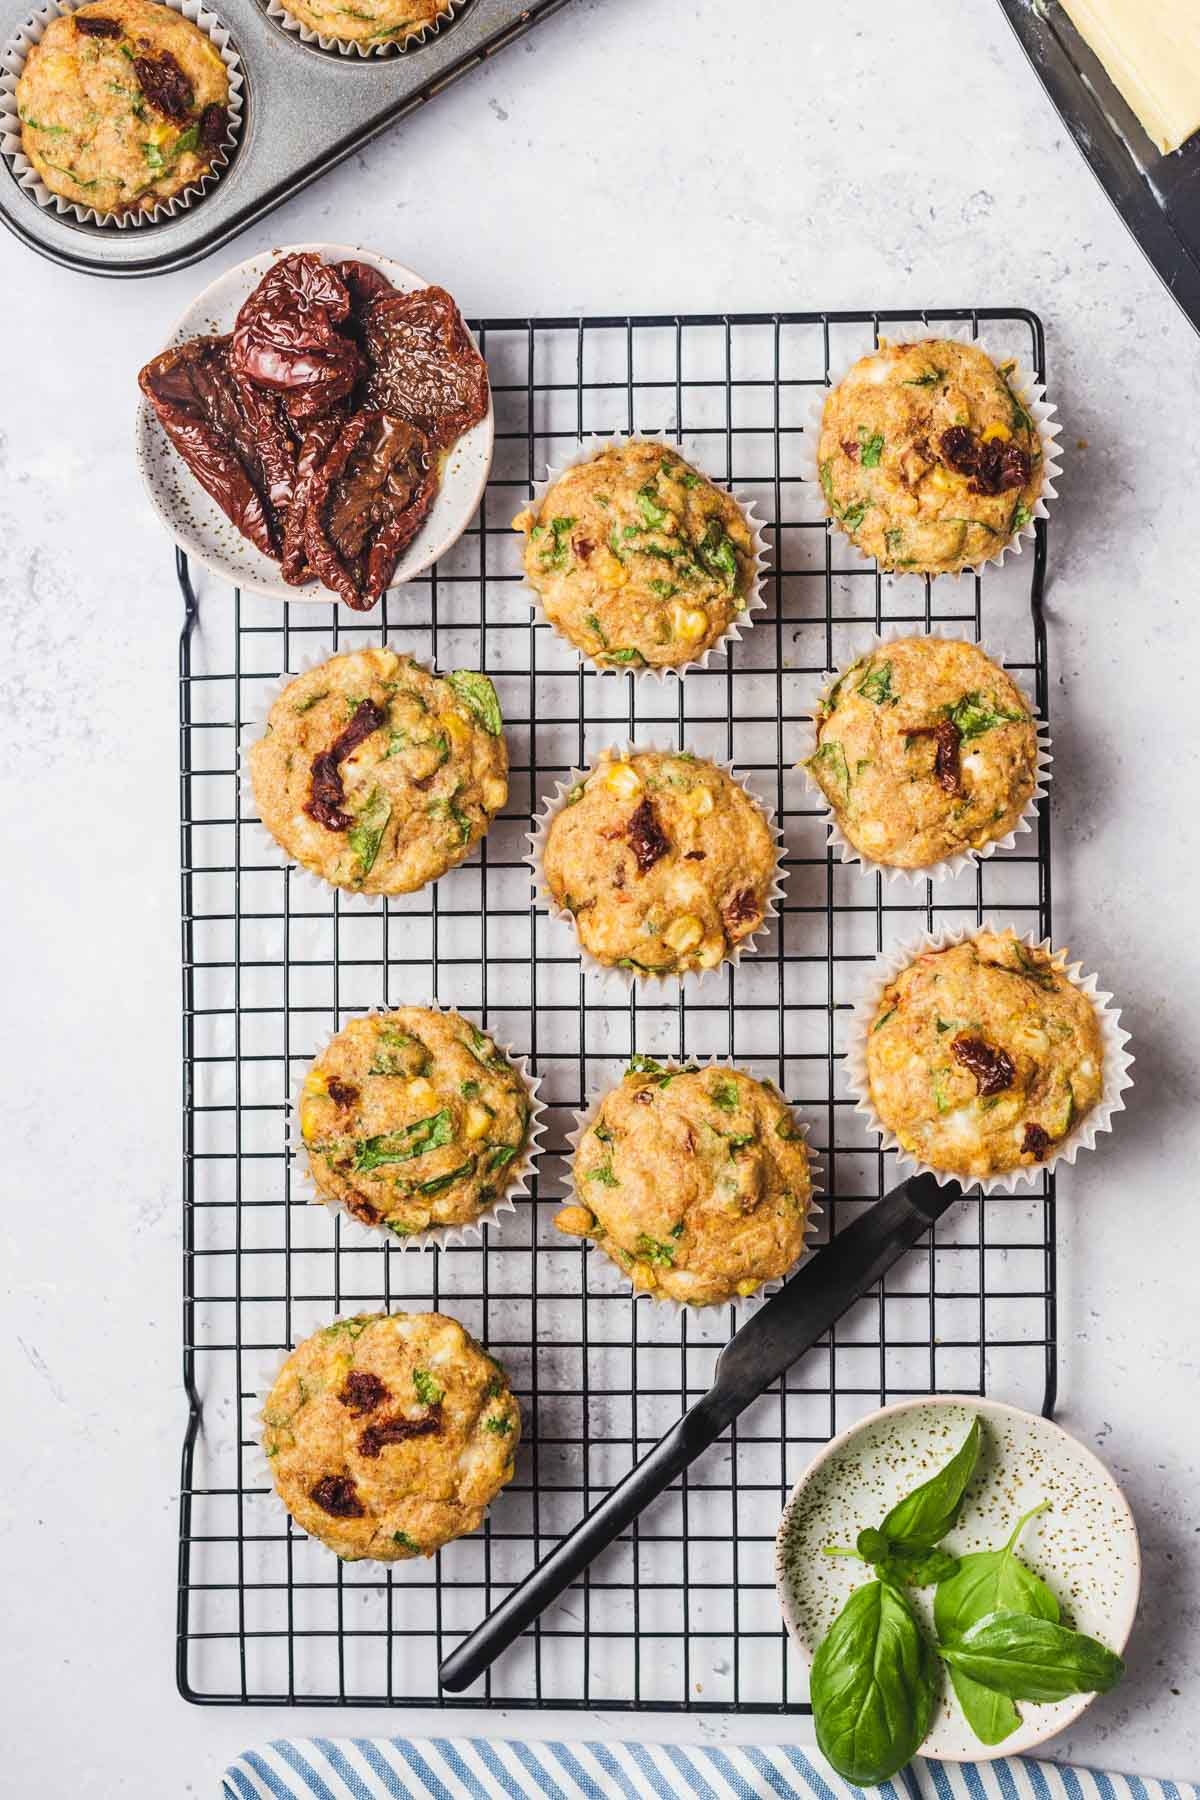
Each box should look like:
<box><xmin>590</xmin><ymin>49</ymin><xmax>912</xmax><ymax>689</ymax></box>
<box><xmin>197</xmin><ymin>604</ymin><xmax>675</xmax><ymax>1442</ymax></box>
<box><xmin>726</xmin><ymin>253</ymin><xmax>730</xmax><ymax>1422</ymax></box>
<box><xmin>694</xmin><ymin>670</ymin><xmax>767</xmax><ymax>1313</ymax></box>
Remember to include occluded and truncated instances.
<box><xmin>516</xmin><ymin>432</ymin><xmax>768</xmax><ymax>683</ymax></box>
<box><xmin>795</xmin><ymin>323</ymin><xmax>1063</xmax><ymax>579</ymax></box>
<box><xmin>1</xmin><ymin>0</ymin><xmax>243</xmax><ymax>228</ymax></box>
<box><xmin>843</xmin><ymin>920</ymin><xmax>1134</xmax><ymax>1196</ymax></box>
<box><xmin>525</xmin><ymin>739</ymin><xmax>789</xmax><ymax>993</ymax></box>
<box><xmin>238</xmin><ymin>642</ymin><xmax>507</xmax><ymax>913</ymax></box>
<box><xmin>263</xmin><ymin>0</ymin><xmax>462</xmax><ymax>58</ymax></box>
<box><xmin>286</xmin><ymin>1000</ymin><xmax>546</xmax><ymax>1253</ymax></box>
<box><xmin>246</xmin><ymin>1305</ymin><xmax>522</xmax><ymax>1574</ymax></box>
<box><xmin>798</xmin><ymin>626</ymin><xmax>1054</xmax><ymax>885</ymax></box>
<box><xmin>563</xmin><ymin>1056</ymin><xmax>822</xmax><ymax>1316</ymax></box>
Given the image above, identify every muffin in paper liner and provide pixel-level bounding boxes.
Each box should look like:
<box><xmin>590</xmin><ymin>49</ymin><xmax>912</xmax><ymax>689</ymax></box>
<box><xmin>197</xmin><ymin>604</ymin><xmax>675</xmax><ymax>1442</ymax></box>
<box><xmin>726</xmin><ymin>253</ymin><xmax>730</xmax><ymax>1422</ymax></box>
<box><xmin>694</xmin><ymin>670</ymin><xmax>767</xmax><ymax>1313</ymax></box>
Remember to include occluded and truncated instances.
<box><xmin>843</xmin><ymin>920</ymin><xmax>1133</xmax><ymax>1196</ymax></box>
<box><xmin>795</xmin><ymin>324</ymin><xmax>1063</xmax><ymax>579</ymax></box>
<box><xmin>245</xmin><ymin>1306</ymin><xmax>524</xmax><ymax>1570</ymax></box>
<box><xmin>526</xmin><ymin>739</ymin><xmax>789</xmax><ymax>993</ymax></box>
<box><xmin>264</xmin><ymin>0</ymin><xmax>462</xmax><ymax>59</ymax></box>
<box><xmin>798</xmin><ymin>627</ymin><xmax>1053</xmax><ymax>885</ymax></box>
<box><xmin>238</xmin><ymin>643</ymin><xmax>506</xmax><ymax>913</ymax></box>
<box><xmin>562</xmin><ymin>1054</ymin><xmax>822</xmax><ymax>1316</ymax></box>
<box><xmin>514</xmin><ymin>432</ymin><xmax>769</xmax><ymax>682</ymax></box>
<box><xmin>287</xmin><ymin>1001</ymin><xmax>547</xmax><ymax>1252</ymax></box>
<box><xmin>1</xmin><ymin>0</ymin><xmax>243</xmax><ymax>228</ymax></box>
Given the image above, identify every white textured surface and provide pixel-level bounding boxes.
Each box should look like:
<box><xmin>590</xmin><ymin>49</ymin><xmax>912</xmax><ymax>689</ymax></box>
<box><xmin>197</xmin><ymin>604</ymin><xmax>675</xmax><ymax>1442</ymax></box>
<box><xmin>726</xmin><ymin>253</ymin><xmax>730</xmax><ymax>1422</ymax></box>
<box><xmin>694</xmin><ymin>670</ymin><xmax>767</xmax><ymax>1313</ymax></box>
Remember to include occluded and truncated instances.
<box><xmin>2</xmin><ymin>0</ymin><xmax>1198</xmax><ymax>1791</ymax></box>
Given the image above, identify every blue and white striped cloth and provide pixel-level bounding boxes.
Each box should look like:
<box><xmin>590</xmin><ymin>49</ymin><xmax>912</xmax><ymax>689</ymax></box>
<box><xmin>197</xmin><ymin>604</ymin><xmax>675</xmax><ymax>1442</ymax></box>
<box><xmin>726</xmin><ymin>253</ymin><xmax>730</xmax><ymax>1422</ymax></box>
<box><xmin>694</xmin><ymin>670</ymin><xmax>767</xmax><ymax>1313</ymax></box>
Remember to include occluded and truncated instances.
<box><xmin>222</xmin><ymin>1740</ymin><xmax>1199</xmax><ymax>1800</ymax></box>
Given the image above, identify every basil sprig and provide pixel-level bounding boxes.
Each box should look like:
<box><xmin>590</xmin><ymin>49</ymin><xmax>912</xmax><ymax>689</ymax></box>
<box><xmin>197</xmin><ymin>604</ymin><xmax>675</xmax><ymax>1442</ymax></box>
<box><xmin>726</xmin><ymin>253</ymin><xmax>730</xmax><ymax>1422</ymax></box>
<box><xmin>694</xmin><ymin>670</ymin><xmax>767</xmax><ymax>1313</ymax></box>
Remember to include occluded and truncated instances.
<box><xmin>940</xmin><ymin>1613</ymin><xmax>1124</xmax><ymax>1704</ymax></box>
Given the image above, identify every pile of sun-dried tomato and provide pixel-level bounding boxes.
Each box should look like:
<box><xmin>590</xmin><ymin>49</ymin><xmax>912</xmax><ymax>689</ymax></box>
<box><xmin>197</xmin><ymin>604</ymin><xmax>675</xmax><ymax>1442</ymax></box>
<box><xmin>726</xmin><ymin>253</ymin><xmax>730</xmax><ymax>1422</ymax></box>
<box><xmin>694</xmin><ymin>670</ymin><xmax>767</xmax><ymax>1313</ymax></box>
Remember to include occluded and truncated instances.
<box><xmin>138</xmin><ymin>252</ymin><xmax>489</xmax><ymax>608</ymax></box>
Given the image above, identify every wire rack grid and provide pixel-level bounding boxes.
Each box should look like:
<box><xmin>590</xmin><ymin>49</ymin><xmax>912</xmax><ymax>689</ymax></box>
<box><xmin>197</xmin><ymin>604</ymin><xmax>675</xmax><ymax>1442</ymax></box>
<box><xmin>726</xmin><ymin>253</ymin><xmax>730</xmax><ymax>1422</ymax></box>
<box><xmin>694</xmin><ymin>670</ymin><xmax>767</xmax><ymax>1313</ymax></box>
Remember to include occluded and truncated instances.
<box><xmin>176</xmin><ymin>305</ymin><xmax>1057</xmax><ymax>1711</ymax></box>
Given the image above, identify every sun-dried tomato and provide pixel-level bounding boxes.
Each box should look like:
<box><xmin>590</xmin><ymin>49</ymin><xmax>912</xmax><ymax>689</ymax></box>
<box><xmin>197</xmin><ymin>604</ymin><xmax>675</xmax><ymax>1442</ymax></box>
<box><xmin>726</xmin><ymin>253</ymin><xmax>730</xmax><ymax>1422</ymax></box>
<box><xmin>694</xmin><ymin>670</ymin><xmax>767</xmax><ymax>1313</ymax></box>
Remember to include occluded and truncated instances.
<box><xmin>303</xmin><ymin>412</ymin><xmax>438</xmax><ymax>610</ymax></box>
<box><xmin>339</xmin><ymin>1371</ymin><xmax>389</xmax><ymax>1416</ymax></box>
<box><xmin>198</xmin><ymin>103</ymin><xmax>227</xmax><ymax>154</ymax></box>
<box><xmin>280</xmin><ymin>408</ymin><xmax>346</xmax><ymax>585</ymax></box>
<box><xmin>358</xmin><ymin>1410</ymin><xmax>442</xmax><ymax>1458</ymax></box>
<box><xmin>952</xmin><ymin>1034</ymin><xmax>1015</xmax><ymax>1096</ymax></box>
<box><xmin>840</xmin><ymin>439</ymin><xmax>860</xmax><ymax>461</ymax></box>
<box><xmin>326</xmin><ymin>1078</ymin><xmax>359</xmax><ymax>1110</ymax></box>
<box><xmin>938</xmin><ymin>427</ymin><xmax>1031</xmax><ymax>497</ymax></box>
<box><xmin>573</xmin><ymin>536</ymin><xmax>595</xmax><ymax>561</ymax></box>
<box><xmin>683</xmin><ymin>849</ymin><xmax>706</xmax><ymax>861</ymax></box>
<box><xmin>626</xmin><ymin>797</ymin><xmax>670</xmax><ymax>873</ymax></box>
<box><xmin>73</xmin><ymin>13</ymin><xmax>121</xmax><ymax>33</ymax></box>
<box><xmin>337</xmin><ymin>260</ymin><xmax>400</xmax><ymax>314</ymax></box>
<box><xmin>1022</xmin><ymin>1122</ymin><xmax>1052</xmax><ymax>1159</ymax></box>
<box><xmin>722</xmin><ymin>887</ymin><xmax>761</xmax><ymax>938</ymax></box>
<box><xmin>310</xmin><ymin>1475</ymin><xmax>365</xmax><ymax>1517</ymax></box>
<box><xmin>134</xmin><ymin>51</ymin><xmax>193</xmax><ymax>121</ymax></box>
<box><xmin>360</xmin><ymin>285</ymin><xmax>489</xmax><ymax>451</ymax></box>
<box><xmin>906</xmin><ymin>718</ymin><xmax>963</xmax><ymax>794</ymax></box>
<box><xmin>230</xmin><ymin>253</ymin><xmax>364</xmax><ymax>424</ymax></box>
<box><xmin>304</xmin><ymin>697</ymin><xmax>388</xmax><ymax>832</ymax></box>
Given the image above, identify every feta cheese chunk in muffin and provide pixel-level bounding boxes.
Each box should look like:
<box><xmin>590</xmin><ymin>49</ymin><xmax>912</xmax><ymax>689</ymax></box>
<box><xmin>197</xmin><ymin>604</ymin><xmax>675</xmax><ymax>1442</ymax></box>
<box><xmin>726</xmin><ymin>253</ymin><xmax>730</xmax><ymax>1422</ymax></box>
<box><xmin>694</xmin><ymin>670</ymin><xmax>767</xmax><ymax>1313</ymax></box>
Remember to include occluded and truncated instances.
<box><xmin>262</xmin><ymin>1311</ymin><xmax>519</xmax><ymax>1561</ymax></box>
<box><xmin>806</xmin><ymin>637</ymin><xmax>1039</xmax><ymax>869</ymax></box>
<box><xmin>558</xmin><ymin>1061</ymin><xmax>812</xmax><ymax>1305</ymax></box>
<box><xmin>816</xmin><ymin>339</ymin><xmax>1044</xmax><ymax>575</ymax></box>
<box><xmin>247</xmin><ymin>648</ymin><xmax>507</xmax><ymax>896</ymax></box>
<box><xmin>298</xmin><ymin>1009</ymin><xmax>534</xmax><ymax>1237</ymax></box>
<box><xmin>542</xmin><ymin>749</ymin><xmax>778</xmax><ymax>976</ymax></box>
<box><xmin>865</xmin><ymin>930</ymin><xmax>1105</xmax><ymax>1180</ymax></box>
<box><xmin>512</xmin><ymin>441</ymin><xmax>756</xmax><ymax>671</ymax></box>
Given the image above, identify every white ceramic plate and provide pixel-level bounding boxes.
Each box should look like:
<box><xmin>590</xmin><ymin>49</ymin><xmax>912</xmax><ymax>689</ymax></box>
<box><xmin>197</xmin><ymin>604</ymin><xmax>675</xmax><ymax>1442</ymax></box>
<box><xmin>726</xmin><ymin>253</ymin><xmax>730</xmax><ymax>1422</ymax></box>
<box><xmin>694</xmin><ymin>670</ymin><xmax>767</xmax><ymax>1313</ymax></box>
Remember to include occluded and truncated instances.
<box><xmin>134</xmin><ymin>243</ymin><xmax>494</xmax><ymax>605</ymax></box>
<box><xmin>775</xmin><ymin>1394</ymin><xmax>1140</xmax><ymax>1760</ymax></box>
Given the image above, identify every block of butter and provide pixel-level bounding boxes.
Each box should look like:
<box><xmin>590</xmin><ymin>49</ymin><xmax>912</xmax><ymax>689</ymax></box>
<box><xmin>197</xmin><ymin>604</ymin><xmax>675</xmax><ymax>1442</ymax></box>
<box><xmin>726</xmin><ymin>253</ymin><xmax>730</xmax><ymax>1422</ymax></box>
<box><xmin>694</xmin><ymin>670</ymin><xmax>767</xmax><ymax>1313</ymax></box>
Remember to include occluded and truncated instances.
<box><xmin>1058</xmin><ymin>0</ymin><xmax>1200</xmax><ymax>154</ymax></box>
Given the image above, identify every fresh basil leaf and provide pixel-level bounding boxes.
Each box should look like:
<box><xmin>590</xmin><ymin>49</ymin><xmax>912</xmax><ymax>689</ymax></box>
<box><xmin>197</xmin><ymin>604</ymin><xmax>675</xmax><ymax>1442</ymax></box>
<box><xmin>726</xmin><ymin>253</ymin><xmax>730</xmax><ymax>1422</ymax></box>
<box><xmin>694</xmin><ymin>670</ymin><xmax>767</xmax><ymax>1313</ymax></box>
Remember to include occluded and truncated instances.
<box><xmin>347</xmin><ymin>789</ymin><xmax>390</xmax><ymax>878</ymax></box>
<box><xmin>878</xmin><ymin>1417</ymin><xmax>981</xmax><ymax>1549</ymax></box>
<box><xmin>807</xmin><ymin>739</ymin><xmax>850</xmax><ymax>806</ymax></box>
<box><xmin>934</xmin><ymin>1500</ymin><xmax>1057</xmax><ymax>1642</ymax></box>
<box><xmin>694</xmin><ymin>519</ymin><xmax>739</xmax><ymax>593</ymax></box>
<box><xmin>446</xmin><ymin>669</ymin><xmax>503</xmax><ymax>737</ymax></box>
<box><xmin>947</xmin><ymin>1666</ymin><xmax>1021</xmax><ymax>1746</ymax></box>
<box><xmin>940</xmin><ymin>1611</ymin><xmax>1124</xmax><ymax>1703</ymax></box>
<box><xmin>949</xmin><ymin>690</ymin><xmax>1027</xmax><ymax>740</ymax></box>
<box><xmin>353</xmin><ymin>1109</ymin><xmax>453</xmax><ymax>1173</ymax></box>
<box><xmin>859</xmin><ymin>431</ymin><xmax>884</xmax><ymax>468</ymax></box>
<box><xmin>410</xmin><ymin>1158</ymin><xmax>476</xmax><ymax>1196</ymax></box>
<box><xmin>810</xmin><ymin>1580</ymin><xmax>939</xmax><ymax>1785</ymax></box>
<box><xmin>856</xmin><ymin>660</ymin><xmax>895</xmax><ymax>704</ymax></box>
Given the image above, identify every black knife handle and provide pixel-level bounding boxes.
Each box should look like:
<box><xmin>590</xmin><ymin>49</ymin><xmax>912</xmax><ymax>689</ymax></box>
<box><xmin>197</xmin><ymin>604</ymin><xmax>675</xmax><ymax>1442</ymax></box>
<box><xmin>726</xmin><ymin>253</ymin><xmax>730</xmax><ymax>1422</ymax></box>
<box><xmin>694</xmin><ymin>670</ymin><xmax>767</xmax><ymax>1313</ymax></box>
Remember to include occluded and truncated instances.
<box><xmin>438</xmin><ymin>1170</ymin><xmax>959</xmax><ymax>1694</ymax></box>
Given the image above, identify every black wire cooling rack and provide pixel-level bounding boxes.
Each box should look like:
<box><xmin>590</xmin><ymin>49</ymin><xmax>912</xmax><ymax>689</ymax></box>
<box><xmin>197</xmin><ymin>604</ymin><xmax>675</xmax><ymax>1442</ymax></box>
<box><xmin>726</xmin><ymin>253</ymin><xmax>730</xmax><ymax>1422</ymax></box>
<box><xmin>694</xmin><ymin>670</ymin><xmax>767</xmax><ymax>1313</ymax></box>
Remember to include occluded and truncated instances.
<box><xmin>176</xmin><ymin>307</ymin><xmax>1057</xmax><ymax>1710</ymax></box>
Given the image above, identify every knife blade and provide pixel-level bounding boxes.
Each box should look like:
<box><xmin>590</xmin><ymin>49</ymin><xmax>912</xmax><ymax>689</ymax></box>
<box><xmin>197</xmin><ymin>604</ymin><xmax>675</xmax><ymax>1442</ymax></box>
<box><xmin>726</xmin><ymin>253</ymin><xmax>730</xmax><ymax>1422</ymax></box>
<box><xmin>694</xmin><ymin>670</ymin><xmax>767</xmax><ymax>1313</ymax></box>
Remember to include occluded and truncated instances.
<box><xmin>438</xmin><ymin>1169</ymin><xmax>961</xmax><ymax>1692</ymax></box>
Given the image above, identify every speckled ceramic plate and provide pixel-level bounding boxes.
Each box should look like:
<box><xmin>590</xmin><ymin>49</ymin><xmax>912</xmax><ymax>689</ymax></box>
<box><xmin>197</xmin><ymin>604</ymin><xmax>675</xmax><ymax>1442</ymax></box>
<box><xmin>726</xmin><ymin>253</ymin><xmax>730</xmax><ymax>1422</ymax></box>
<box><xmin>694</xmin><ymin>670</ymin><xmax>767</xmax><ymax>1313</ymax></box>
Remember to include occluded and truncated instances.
<box><xmin>134</xmin><ymin>243</ymin><xmax>494</xmax><ymax>606</ymax></box>
<box><xmin>775</xmin><ymin>1395</ymin><xmax>1140</xmax><ymax>1760</ymax></box>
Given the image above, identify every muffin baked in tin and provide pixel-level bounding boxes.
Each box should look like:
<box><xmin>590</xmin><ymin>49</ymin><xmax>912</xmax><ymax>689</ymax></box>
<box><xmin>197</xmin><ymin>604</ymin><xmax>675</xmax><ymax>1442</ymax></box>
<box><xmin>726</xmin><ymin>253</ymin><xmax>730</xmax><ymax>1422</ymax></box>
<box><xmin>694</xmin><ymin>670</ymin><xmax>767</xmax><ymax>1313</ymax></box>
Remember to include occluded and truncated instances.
<box><xmin>261</xmin><ymin>1311</ymin><xmax>519</xmax><ymax>1561</ymax></box>
<box><xmin>247</xmin><ymin>647</ymin><xmax>507</xmax><ymax>897</ymax></box>
<box><xmin>560</xmin><ymin>1060</ymin><xmax>813</xmax><ymax>1306</ymax></box>
<box><xmin>271</xmin><ymin>0</ymin><xmax>452</xmax><ymax>49</ymax></box>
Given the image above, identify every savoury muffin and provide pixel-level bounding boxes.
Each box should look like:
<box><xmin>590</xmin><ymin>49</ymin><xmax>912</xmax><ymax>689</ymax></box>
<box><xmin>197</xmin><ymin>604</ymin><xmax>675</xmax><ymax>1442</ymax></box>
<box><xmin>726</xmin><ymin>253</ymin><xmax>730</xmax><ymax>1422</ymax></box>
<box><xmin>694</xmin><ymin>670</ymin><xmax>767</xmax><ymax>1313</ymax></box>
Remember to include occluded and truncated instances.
<box><xmin>512</xmin><ymin>441</ymin><xmax>757</xmax><ymax>672</ymax></box>
<box><xmin>557</xmin><ymin>1060</ymin><xmax>812</xmax><ymax>1305</ymax></box>
<box><xmin>864</xmin><ymin>930</ymin><xmax>1105</xmax><ymax>1181</ymax></box>
<box><xmin>275</xmin><ymin>0</ymin><xmax>451</xmax><ymax>46</ymax></box>
<box><xmin>297</xmin><ymin>1009</ymin><xmax>535</xmax><ymax>1238</ymax></box>
<box><xmin>248</xmin><ymin>648</ymin><xmax>507</xmax><ymax>896</ymax></box>
<box><xmin>806</xmin><ymin>637</ymin><xmax>1039</xmax><ymax>869</ymax></box>
<box><xmin>17</xmin><ymin>0</ymin><xmax>230</xmax><ymax>217</ymax></box>
<box><xmin>262</xmin><ymin>1311</ymin><xmax>520</xmax><ymax>1561</ymax></box>
<box><xmin>816</xmin><ymin>340</ymin><xmax>1044</xmax><ymax>575</ymax></box>
<box><xmin>541</xmin><ymin>749</ymin><xmax>779</xmax><ymax>976</ymax></box>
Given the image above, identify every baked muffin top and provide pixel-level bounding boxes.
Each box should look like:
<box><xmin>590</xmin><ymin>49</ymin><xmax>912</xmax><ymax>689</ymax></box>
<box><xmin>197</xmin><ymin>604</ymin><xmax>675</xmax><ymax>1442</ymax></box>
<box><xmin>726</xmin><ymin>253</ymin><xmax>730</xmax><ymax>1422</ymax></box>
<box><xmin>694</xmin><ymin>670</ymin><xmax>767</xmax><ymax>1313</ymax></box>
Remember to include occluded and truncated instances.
<box><xmin>248</xmin><ymin>648</ymin><xmax>507</xmax><ymax>896</ymax></box>
<box><xmin>275</xmin><ymin>0</ymin><xmax>451</xmax><ymax>45</ymax></box>
<box><xmin>806</xmin><ymin>637</ymin><xmax>1038</xmax><ymax>868</ymax></box>
<box><xmin>557</xmin><ymin>1061</ymin><xmax>811</xmax><ymax>1305</ymax></box>
<box><xmin>512</xmin><ymin>441</ymin><xmax>756</xmax><ymax>671</ymax></box>
<box><xmin>865</xmin><ymin>930</ymin><xmax>1105</xmax><ymax>1180</ymax></box>
<box><xmin>542</xmin><ymin>749</ymin><xmax>778</xmax><ymax>976</ymax></box>
<box><xmin>299</xmin><ymin>1009</ymin><xmax>533</xmax><ymax>1237</ymax></box>
<box><xmin>816</xmin><ymin>340</ymin><xmax>1044</xmax><ymax>575</ymax></box>
<box><xmin>262</xmin><ymin>1311</ymin><xmax>519</xmax><ymax>1561</ymax></box>
<box><xmin>17</xmin><ymin>0</ymin><xmax>230</xmax><ymax>216</ymax></box>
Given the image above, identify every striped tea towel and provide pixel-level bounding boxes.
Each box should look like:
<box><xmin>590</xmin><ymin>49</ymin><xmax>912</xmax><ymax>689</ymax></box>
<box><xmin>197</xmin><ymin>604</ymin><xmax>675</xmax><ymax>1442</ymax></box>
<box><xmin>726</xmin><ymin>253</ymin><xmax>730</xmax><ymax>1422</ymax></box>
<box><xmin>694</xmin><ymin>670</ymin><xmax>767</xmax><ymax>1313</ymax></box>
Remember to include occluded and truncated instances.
<box><xmin>222</xmin><ymin>1740</ymin><xmax>1200</xmax><ymax>1800</ymax></box>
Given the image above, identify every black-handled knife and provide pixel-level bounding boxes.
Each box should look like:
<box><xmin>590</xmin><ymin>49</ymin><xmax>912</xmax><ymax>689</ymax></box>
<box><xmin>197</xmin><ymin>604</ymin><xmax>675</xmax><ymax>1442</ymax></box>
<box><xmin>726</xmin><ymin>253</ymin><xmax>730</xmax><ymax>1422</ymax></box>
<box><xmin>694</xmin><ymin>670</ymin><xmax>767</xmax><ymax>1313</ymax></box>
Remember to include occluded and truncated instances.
<box><xmin>439</xmin><ymin>1170</ymin><xmax>961</xmax><ymax>1692</ymax></box>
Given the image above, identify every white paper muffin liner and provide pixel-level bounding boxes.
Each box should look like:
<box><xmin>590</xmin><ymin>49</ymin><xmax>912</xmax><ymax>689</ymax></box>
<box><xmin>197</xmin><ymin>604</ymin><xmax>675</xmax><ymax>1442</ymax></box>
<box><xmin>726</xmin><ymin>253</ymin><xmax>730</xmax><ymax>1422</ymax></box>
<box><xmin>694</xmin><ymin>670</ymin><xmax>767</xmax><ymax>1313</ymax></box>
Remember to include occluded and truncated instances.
<box><xmin>1</xmin><ymin>0</ymin><xmax>243</xmax><ymax>228</ymax></box>
<box><xmin>564</xmin><ymin>1055</ymin><xmax>822</xmax><ymax>1316</ymax></box>
<box><xmin>844</xmin><ymin>920</ymin><xmax>1134</xmax><ymax>1195</ymax></box>
<box><xmin>264</xmin><ymin>0</ymin><xmax>461</xmax><ymax>59</ymax></box>
<box><xmin>286</xmin><ymin>1000</ymin><xmax>546</xmax><ymax>1252</ymax></box>
<box><xmin>798</xmin><ymin>627</ymin><xmax>1053</xmax><ymax>884</ymax></box>
<box><xmin>795</xmin><ymin>324</ymin><xmax>1063</xmax><ymax>579</ymax></box>
<box><xmin>515</xmin><ymin>432</ymin><xmax>768</xmax><ymax>682</ymax></box>
<box><xmin>526</xmin><ymin>739</ymin><xmax>789</xmax><ymax>993</ymax></box>
<box><xmin>246</xmin><ymin>1304</ymin><xmax>524</xmax><ymax>1571</ymax></box>
<box><xmin>238</xmin><ymin>642</ymin><xmax>506</xmax><ymax>913</ymax></box>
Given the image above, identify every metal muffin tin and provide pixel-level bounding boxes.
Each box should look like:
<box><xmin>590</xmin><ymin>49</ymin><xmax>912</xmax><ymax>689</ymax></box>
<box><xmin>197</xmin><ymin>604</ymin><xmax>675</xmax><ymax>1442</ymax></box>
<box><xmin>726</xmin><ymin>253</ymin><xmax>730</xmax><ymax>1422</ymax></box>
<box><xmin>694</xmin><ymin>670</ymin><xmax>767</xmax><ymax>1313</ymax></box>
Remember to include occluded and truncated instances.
<box><xmin>0</xmin><ymin>0</ymin><xmax>573</xmax><ymax>277</ymax></box>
